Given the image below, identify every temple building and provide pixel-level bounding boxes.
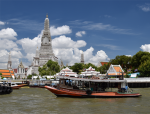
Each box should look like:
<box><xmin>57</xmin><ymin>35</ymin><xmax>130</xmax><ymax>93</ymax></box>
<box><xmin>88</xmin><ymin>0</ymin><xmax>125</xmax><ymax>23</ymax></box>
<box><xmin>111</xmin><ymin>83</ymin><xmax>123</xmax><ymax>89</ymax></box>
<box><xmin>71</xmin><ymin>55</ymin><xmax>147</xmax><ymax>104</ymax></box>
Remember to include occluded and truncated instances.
<box><xmin>107</xmin><ymin>64</ymin><xmax>125</xmax><ymax>77</ymax></box>
<box><xmin>81</xmin><ymin>66</ymin><xmax>101</xmax><ymax>77</ymax></box>
<box><xmin>56</xmin><ymin>67</ymin><xmax>78</xmax><ymax>77</ymax></box>
<box><xmin>39</xmin><ymin>14</ymin><xmax>58</xmax><ymax>66</ymax></box>
<box><xmin>27</xmin><ymin>14</ymin><xmax>58</xmax><ymax>76</ymax></box>
<box><xmin>13</xmin><ymin>61</ymin><xmax>28</xmax><ymax>79</ymax></box>
<box><xmin>81</xmin><ymin>51</ymin><xmax>84</xmax><ymax>64</ymax></box>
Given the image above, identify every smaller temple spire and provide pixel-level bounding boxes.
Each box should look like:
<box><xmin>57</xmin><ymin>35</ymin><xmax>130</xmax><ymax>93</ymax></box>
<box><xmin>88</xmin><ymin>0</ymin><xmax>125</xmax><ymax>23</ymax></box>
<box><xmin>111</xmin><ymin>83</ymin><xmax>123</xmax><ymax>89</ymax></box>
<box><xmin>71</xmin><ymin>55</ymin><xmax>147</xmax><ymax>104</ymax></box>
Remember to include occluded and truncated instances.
<box><xmin>7</xmin><ymin>52</ymin><xmax>12</xmax><ymax>70</ymax></box>
<box><xmin>81</xmin><ymin>50</ymin><xmax>84</xmax><ymax>64</ymax></box>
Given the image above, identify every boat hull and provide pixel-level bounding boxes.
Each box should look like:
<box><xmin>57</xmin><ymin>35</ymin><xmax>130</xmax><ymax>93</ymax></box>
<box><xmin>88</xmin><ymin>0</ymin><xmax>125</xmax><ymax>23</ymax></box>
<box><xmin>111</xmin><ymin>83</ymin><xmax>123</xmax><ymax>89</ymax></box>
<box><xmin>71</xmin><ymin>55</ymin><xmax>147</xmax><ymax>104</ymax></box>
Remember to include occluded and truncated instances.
<box><xmin>45</xmin><ymin>86</ymin><xmax>141</xmax><ymax>98</ymax></box>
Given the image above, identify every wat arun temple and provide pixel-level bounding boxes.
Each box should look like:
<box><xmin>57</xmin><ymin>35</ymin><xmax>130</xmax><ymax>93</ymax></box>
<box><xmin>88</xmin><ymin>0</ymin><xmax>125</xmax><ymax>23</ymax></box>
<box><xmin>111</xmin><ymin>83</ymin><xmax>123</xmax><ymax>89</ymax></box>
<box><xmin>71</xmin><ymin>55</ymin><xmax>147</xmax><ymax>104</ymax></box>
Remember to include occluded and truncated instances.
<box><xmin>27</xmin><ymin>15</ymin><xmax>58</xmax><ymax>75</ymax></box>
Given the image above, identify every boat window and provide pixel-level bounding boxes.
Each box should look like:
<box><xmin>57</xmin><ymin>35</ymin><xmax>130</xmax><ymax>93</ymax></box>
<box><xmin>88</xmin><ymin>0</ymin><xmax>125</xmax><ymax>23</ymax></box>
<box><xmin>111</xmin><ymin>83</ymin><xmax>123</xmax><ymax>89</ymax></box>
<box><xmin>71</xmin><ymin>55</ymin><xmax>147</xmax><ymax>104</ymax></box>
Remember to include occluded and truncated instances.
<box><xmin>61</xmin><ymin>80</ymin><xmax>63</xmax><ymax>84</ymax></box>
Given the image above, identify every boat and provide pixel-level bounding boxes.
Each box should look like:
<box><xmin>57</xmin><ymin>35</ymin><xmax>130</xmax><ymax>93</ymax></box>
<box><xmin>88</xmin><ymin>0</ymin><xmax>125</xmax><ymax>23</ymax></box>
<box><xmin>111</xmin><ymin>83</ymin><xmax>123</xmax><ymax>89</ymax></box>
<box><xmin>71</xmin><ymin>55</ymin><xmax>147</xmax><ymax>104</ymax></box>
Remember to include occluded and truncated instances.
<box><xmin>11</xmin><ymin>83</ymin><xmax>24</xmax><ymax>89</ymax></box>
<box><xmin>45</xmin><ymin>75</ymin><xmax>141</xmax><ymax>98</ymax></box>
<box><xmin>0</xmin><ymin>82</ymin><xmax>13</xmax><ymax>94</ymax></box>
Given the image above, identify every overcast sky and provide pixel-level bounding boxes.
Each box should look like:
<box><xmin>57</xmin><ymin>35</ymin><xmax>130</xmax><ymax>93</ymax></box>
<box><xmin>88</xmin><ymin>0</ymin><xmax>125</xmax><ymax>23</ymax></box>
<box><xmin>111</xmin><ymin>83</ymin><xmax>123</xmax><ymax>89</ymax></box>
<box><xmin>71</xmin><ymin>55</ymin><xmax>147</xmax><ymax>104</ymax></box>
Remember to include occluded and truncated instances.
<box><xmin>0</xmin><ymin>0</ymin><xmax>150</xmax><ymax>68</ymax></box>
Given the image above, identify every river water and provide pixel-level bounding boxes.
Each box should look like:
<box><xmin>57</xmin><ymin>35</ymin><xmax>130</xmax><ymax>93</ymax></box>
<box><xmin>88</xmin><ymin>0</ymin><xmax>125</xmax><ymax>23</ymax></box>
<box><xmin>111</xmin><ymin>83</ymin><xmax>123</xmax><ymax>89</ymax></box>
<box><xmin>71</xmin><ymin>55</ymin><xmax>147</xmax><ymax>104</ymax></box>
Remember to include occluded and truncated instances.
<box><xmin>0</xmin><ymin>88</ymin><xmax>150</xmax><ymax>114</ymax></box>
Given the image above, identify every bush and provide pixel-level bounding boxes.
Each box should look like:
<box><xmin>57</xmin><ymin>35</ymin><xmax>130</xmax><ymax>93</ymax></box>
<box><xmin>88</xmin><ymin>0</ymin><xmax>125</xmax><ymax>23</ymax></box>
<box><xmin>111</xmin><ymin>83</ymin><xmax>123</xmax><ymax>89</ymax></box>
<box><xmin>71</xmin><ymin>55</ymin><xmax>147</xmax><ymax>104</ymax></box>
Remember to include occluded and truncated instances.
<box><xmin>27</xmin><ymin>75</ymin><xmax>32</xmax><ymax>79</ymax></box>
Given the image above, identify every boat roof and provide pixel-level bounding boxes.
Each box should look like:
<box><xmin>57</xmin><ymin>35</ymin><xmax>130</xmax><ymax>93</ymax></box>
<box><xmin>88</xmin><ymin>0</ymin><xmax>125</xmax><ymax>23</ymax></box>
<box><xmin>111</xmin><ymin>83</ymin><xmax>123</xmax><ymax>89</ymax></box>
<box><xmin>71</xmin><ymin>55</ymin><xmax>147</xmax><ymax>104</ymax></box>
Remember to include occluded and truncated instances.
<box><xmin>56</xmin><ymin>76</ymin><xmax>126</xmax><ymax>83</ymax></box>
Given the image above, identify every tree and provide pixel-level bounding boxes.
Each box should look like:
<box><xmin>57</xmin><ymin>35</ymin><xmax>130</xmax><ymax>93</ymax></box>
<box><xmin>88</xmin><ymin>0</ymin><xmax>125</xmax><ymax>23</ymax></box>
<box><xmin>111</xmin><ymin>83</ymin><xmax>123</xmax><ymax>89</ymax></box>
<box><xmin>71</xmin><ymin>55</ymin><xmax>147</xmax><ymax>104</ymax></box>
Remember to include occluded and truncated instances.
<box><xmin>27</xmin><ymin>75</ymin><xmax>32</xmax><ymax>79</ymax></box>
<box><xmin>70</xmin><ymin>63</ymin><xmax>84</xmax><ymax>74</ymax></box>
<box><xmin>98</xmin><ymin>63</ymin><xmax>110</xmax><ymax>74</ymax></box>
<box><xmin>0</xmin><ymin>73</ymin><xmax>2</xmax><ymax>76</ymax></box>
<box><xmin>109</xmin><ymin>55</ymin><xmax>132</xmax><ymax>72</ymax></box>
<box><xmin>131</xmin><ymin>51</ymin><xmax>150</xmax><ymax>72</ymax></box>
<box><xmin>138</xmin><ymin>59</ymin><xmax>150</xmax><ymax>77</ymax></box>
<box><xmin>38</xmin><ymin>60</ymin><xmax>60</xmax><ymax>76</ymax></box>
<box><xmin>84</xmin><ymin>63</ymin><xmax>98</xmax><ymax>71</ymax></box>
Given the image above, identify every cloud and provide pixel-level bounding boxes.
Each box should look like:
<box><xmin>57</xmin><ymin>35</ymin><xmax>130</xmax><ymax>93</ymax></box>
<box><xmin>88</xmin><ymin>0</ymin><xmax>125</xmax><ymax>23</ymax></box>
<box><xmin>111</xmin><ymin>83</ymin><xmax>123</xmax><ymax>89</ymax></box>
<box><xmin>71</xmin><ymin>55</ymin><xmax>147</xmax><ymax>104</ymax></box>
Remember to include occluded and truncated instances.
<box><xmin>52</xmin><ymin>35</ymin><xmax>86</xmax><ymax>48</ymax></box>
<box><xmin>126</xmin><ymin>55</ymin><xmax>132</xmax><ymax>57</ymax></box>
<box><xmin>17</xmin><ymin>35</ymin><xmax>41</xmax><ymax>54</ymax></box>
<box><xmin>96</xmin><ymin>44</ymin><xmax>121</xmax><ymax>50</ymax></box>
<box><xmin>0</xmin><ymin>21</ymin><xmax>5</xmax><ymax>25</ymax></box>
<box><xmin>83</xmin><ymin>23</ymin><xmax>136</xmax><ymax>35</ymax></box>
<box><xmin>140</xmin><ymin>44</ymin><xmax>150</xmax><ymax>52</ymax></box>
<box><xmin>104</xmin><ymin>15</ymin><xmax>111</xmax><ymax>18</ymax></box>
<box><xmin>7</xmin><ymin>18</ymin><xmax>43</xmax><ymax>31</ymax></box>
<box><xmin>87</xmin><ymin>49</ymin><xmax>110</xmax><ymax>65</ymax></box>
<box><xmin>70</xmin><ymin>20</ymin><xmax>136</xmax><ymax>35</ymax></box>
<box><xmin>0</xmin><ymin>49</ymin><xmax>23</xmax><ymax>69</ymax></box>
<box><xmin>139</xmin><ymin>4</ymin><xmax>150</xmax><ymax>12</ymax></box>
<box><xmin>76</xmin><ymin>31</ymin><xmax>86</xmax><ymax>37</ymax></box>
<box><xmin>0</xmin><ymin>39</ymin><xmax>19</xmax><ymax>51</ymax></box>
<box><xmin>50</xmin><ymin>25</ymin><xmax>72</xmax><ymax>36</ymax></box>
<box><xmin>0</xmin><ymin>28</ymin><xmax>17</xmax><ymax>40</ymax></box>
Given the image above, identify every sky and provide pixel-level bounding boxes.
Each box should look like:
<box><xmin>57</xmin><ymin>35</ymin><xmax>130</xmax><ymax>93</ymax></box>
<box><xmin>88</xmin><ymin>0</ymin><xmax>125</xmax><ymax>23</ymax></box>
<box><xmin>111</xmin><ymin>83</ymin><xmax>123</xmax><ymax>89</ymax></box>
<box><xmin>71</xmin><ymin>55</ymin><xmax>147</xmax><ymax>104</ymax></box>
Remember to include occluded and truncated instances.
<box><xmin>0</xmin><ymin>0</ymin><xmax>150</xmax><ymax>69</ymax></box>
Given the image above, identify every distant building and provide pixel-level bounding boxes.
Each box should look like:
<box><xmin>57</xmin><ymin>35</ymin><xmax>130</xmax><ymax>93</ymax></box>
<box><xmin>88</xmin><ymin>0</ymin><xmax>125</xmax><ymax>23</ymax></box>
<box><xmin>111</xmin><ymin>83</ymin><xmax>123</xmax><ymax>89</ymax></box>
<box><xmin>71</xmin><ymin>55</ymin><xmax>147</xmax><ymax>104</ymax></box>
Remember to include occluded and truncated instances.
<box><xmin>13</xmin><ymin>61</ymin><xmax>27</xmax><ymax>78</ymax></box>
<box><xmin>7</xmin><ymin>52</ymin><xmax>12</xmax><ymax>70</ymax></box>
<box><xmin>0</xmin><ymin>52</ymin><xmax>15</xmax><ymax>78</ymax></box>
<box><xmin>81</xmin><ymin>51</ymin><xmax>84</xmax><ymax>64</ymax></box>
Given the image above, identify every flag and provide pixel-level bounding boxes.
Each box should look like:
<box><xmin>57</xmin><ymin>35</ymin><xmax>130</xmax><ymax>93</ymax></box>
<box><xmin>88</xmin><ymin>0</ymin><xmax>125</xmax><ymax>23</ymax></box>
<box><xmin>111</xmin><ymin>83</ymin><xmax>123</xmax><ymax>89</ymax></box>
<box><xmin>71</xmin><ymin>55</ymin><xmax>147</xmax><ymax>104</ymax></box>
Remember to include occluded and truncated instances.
<box><xmin>134</xmin><ymin>69</ymin><xmax>138</xmax><ymax>72</ymax></box>
<box><xmin>127</xmin><ymin>69</ymin><xmax>131</xmax><ymax>72</ymax></box>
<box><xmin>83</xmin><ymin>68</ymin><xmax>86</xmax><ymax>71</ymax></box>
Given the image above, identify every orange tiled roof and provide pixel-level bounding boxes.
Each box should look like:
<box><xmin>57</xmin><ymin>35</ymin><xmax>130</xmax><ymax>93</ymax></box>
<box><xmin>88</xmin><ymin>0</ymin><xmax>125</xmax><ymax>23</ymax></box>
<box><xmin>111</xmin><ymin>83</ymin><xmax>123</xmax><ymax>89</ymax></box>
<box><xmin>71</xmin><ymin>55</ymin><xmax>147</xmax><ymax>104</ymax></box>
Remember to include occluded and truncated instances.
<box><xmin>0</xmin><ymin>70</ymin><xmax>10</xmax><ymax>73</ymax></box>
<box><xmin>2</xmin><ymin>75</ymin><xmax>12</xmax><ymax>77</ymax></box>
<box><xmin>2</xmin><ymin>73</ymin><xmax>11</xmax><ymax>75</ymax></box>
<box><xmin>108</xmin><ymin>73</ymin><xmax>126</xmax><ymax>75</ymax></box>
<box><xmin>10</xmin><ymin>71</ymin><xmax>14</xmax><ymax>73</ymax></box>
<box><xmin>101</xmin><ymin>62</ymin><xmax>108</xmax><ymax>66</ymax></box>
<box><xmin>113</xmin><ymin>66</ymin><xmax>122</xmax><ymax>72</ymax></box>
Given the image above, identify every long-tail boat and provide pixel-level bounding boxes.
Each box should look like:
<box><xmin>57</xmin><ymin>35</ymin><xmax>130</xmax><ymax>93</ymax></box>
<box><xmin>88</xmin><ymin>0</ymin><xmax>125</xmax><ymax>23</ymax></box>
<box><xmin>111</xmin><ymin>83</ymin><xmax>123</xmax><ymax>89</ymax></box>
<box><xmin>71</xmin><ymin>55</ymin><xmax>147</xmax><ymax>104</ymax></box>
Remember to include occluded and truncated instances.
<box><xmin>45</xmin><ymin>75</ymin><xmax>141</xmax><ymax>98</ymax></box>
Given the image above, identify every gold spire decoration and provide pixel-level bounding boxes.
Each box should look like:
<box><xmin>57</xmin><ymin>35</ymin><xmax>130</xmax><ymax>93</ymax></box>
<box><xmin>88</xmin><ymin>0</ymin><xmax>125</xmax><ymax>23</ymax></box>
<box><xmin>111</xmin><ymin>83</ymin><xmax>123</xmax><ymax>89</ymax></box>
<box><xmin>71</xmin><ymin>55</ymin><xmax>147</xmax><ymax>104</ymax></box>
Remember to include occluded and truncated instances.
<box><xmin>46</xmin><ymin>14</ymin><xmax>48</xmax><ymax>18</ymax></box>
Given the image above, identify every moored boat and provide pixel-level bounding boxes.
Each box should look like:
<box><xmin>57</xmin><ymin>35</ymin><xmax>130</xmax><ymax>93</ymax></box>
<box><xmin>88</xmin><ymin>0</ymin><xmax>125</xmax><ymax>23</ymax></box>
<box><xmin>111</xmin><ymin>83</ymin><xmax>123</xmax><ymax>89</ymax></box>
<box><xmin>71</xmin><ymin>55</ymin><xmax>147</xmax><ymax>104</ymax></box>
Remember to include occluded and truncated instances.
<box><xmin>45</xmin><ymin>76</ymin><xmax>141</xmax><ymax>98</ymax></box>
<box><xmin>11</xmin><ymin>83</ymin><xmax>24</xmax><ymax>89</ymax></box>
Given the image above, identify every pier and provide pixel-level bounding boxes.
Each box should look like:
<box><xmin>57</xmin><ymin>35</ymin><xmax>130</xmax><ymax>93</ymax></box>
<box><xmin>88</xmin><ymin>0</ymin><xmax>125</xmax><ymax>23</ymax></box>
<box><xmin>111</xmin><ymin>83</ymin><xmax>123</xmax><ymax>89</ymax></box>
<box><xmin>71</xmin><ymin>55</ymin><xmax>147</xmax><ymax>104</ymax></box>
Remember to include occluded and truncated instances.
<box><xmin>1</xmin><ymin>78</ymin><xmax>150</xmax><ymax>88</ymax></box>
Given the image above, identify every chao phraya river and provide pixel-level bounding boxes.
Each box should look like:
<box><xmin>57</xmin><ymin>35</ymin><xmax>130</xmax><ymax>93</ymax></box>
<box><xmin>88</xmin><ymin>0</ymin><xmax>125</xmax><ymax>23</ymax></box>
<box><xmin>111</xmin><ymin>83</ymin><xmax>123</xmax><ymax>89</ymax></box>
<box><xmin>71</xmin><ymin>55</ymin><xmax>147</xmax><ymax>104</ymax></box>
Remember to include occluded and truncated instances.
<box><xmin>0</xmin><ymin>88</ymin><xmax>150</xmax><ymax>114</ymax></box>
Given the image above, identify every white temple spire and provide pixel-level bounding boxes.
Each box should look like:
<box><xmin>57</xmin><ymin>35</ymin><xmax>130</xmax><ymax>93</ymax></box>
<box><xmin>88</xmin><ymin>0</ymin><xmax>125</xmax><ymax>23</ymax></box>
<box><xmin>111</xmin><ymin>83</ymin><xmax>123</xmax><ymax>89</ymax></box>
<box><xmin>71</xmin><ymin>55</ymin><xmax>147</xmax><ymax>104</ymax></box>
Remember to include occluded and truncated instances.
<box><xmin>7</xmin><ymin>52</ymin><xmax>12</xmax><ymax>69</ymax></box>
<box><xmin>81</xmin><ymin>51</ymin><xmax>84</xmax><ymax>64</ymax></box>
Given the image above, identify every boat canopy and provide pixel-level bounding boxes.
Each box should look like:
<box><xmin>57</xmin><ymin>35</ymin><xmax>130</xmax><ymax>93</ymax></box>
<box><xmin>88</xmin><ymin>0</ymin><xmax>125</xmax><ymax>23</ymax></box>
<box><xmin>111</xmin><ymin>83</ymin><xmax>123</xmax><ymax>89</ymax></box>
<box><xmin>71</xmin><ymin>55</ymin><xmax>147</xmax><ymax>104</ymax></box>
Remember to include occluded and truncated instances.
<box><xmin>56</xmin><ymin>76</ymin><xmax>126</xmax><ymax>83</ymax></box>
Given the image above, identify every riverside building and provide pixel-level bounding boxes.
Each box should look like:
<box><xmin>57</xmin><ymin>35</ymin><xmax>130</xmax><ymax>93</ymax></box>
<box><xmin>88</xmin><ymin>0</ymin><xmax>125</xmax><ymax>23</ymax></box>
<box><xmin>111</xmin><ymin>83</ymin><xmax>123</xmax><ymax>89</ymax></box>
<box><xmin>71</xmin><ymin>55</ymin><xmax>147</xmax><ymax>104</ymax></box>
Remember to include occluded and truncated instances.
<box><xmin>0</xmin><ymin>52</ymin><xmax>15</xmax><ymax>78</ymax></box>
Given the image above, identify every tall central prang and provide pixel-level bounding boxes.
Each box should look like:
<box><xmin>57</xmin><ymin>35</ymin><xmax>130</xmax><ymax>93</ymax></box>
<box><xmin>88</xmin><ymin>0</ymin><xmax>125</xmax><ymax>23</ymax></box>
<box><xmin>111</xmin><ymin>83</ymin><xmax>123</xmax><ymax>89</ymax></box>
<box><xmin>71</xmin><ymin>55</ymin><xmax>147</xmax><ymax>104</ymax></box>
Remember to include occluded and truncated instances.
<box><xmin>39</xmin><ymin>14</ymin><xmax>58</xmax><ymax>66</ymax></box>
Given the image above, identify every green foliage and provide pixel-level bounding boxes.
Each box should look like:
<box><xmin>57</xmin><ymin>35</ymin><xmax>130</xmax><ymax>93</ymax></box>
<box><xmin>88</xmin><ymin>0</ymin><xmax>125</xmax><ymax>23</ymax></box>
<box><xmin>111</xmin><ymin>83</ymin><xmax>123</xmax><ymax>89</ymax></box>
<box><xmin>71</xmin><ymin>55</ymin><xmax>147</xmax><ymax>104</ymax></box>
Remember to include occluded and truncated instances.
<box><xmin>70</xmin><ymin>63</ymin><xmax>99</xmax><ymax>74</ymax></box>
<box><xmin>0</xmin><ymin>73</ymin><xmax>2</xmax><ymax>75</ymax></box>
<box><xmin>32</xmin><ymin>73</ymin><xmax>37</xmax><ymax>76</ymax></box>
<box><xmin>37</xmin><ymin>76</ymin><xmax>39</xmax><ymax>79</ymax></box>
<box><xmin>1</xmin><ymin>76</ymin><xmax>4</xmax><ymax>79</ymax></box>
<box><xmin>131</xmin><ymin>51</ymin><xmax>150</xmax><ymax>71</ymax></box>
<box><xmin>98</xmin><ymin>63</ymin><xmax>109</xmax><ymax>74</ymax></box>
<box><xmin>138</xmin><ymin>59</ymin><xmax>150</xmax><ymax>77</ymax></box>
<box><xmin>84</xmin><ymin>63</ymin><xmax>98</xmax><ymax>71</ymax></box>
<box><xmin>38</xmin><ymin>60</ymin><xmax>60</xmax><ymax>76</ymax></box>
<box><xmin>109</xmin><ymin>55</ymin><xmax>132</xmax><ymax>72</ymax></box>
<box><xmin>27</xmin><ymin>75</ymin><xmax>32</xmax><ymax>79</ymax></box>
<box><xmin>70</xmin><ymin>63</ymin><xmax>84</xmax><ymax>74</ymax></box>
